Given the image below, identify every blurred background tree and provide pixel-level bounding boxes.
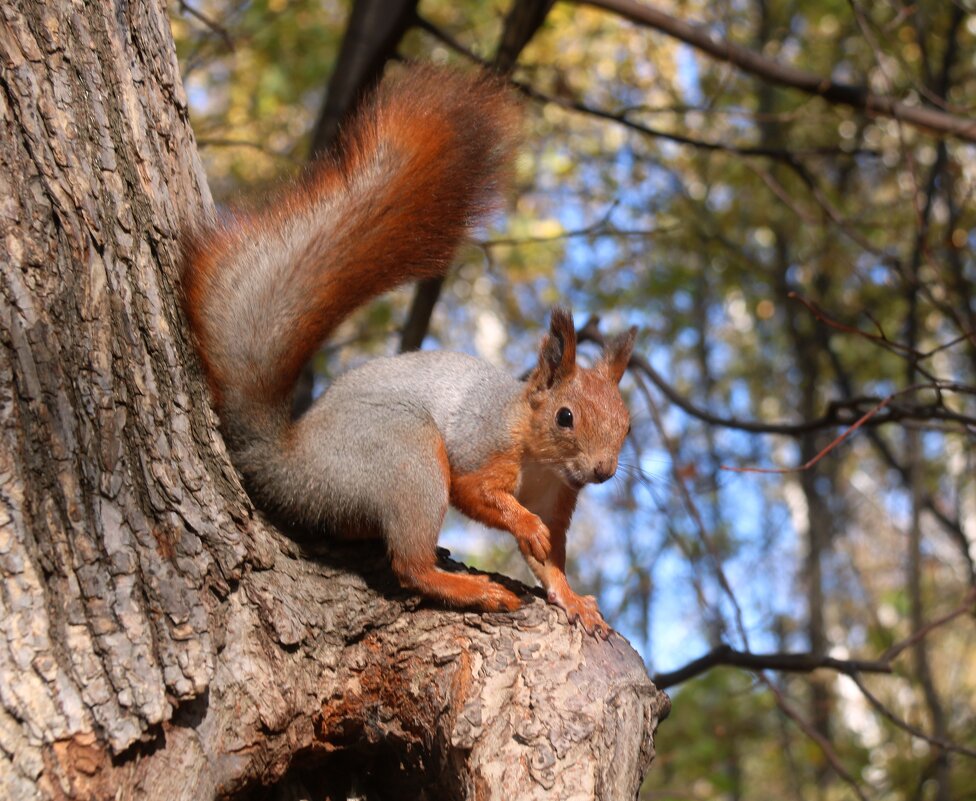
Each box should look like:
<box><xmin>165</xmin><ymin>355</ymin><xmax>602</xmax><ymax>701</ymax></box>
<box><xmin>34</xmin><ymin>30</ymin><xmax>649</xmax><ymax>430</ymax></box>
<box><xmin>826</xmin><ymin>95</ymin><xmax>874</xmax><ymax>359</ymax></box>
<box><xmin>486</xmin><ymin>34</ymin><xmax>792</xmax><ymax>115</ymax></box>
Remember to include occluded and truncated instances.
<box><xmin>171</xmin><ymin>1</ymin><xmax>976</xmax><ymax>799</ymax></box>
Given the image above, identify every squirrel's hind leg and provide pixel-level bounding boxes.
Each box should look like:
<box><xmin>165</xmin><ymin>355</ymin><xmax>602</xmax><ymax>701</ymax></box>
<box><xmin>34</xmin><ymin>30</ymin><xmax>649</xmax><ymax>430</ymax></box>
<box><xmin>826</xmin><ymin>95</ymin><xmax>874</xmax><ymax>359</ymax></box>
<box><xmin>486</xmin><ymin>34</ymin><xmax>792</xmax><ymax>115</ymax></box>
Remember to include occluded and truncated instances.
<box><xmin>384</xmin><ymin>431</ymin><xmax>521</xmax><ymax>613</ymax></box>
<box><xmin>391</xmin><ymin>555</ymin><xmax>522</xmax><ymax>613</ymax></box>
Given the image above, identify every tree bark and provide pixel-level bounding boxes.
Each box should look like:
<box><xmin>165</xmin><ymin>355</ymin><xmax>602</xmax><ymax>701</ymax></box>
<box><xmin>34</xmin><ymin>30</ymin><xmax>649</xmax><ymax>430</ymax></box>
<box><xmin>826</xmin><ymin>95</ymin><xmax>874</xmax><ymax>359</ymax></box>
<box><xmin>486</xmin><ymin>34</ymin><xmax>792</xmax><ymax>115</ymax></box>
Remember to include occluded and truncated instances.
<box><xmin>0</xmin><ymin>2</ymin><xmax>668</xmax><ymax>799</ymax></box>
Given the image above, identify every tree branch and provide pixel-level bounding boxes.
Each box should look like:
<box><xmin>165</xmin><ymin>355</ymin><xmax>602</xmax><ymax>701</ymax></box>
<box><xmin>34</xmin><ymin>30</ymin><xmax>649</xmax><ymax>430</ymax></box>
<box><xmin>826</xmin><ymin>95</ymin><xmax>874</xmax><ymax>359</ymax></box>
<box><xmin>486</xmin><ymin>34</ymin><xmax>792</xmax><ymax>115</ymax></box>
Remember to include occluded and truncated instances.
<box><xmin>849</xmin><ymin>672</ymin><xmax>976</xmax><ymax>759</ymax></box>
<box><xmin>653</xmin><ymin>645</ymin><xmax>892</xmax><ymax>690</ymax></box>
<box><xmin>653</xmin><ymin>589</ymin><xmax>976</xmax><ymax>691</ymax></box>
<box><xmin>577</xmin><ymin>0</ymin><xmax>976</xmax><ymax>143</ymax></box>
<box><xmin>579</xmin><ymin>317</ymin><xmax>976</xmax><ymax>438</ymax></box>
<box><xmin>761</xmin><ymin>677</ymin><xmax>871</xmax><ymax>801</ymax></box>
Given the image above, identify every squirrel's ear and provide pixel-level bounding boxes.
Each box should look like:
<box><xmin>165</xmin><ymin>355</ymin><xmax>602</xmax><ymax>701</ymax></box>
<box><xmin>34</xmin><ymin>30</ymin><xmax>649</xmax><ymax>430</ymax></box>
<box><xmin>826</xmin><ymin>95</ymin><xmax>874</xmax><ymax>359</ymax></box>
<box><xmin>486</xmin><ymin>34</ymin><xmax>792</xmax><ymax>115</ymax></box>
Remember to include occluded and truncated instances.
<box><xmin>531</xmin><ymin>306</ymin><xmax>577</xmax><ymax>389</ymax></box>
<box><xmin>600</xmin><ymin>326</ymin><xmax>637</xmax><ymax>384</ymax></box>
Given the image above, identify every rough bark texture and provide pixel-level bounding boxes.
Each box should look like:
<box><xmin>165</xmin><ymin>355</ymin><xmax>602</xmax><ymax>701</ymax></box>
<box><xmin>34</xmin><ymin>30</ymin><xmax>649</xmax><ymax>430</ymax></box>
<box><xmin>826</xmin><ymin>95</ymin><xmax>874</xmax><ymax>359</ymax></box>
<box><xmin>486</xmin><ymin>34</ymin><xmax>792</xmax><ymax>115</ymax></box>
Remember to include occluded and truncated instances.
<box><xmin>0</xmin><ymin>2</ymin><xmax>668</xmax><ymax>799</ymax></box>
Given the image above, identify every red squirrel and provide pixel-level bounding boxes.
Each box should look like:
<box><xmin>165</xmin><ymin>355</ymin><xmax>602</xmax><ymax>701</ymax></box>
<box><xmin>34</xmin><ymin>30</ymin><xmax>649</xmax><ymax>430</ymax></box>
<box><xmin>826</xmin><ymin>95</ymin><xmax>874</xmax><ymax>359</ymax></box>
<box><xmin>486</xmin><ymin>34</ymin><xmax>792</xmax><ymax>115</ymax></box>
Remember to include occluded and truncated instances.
<box><xmin>182</xmin><ymin>66</ymin><xmax>635</xmax><ymax>637</ymax></box>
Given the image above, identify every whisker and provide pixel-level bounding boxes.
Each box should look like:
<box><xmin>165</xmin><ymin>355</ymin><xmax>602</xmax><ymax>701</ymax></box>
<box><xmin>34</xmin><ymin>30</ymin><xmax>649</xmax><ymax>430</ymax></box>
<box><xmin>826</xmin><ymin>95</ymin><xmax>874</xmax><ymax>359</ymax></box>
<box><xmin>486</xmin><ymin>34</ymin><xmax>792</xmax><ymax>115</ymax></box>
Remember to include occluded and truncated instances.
<box><xmin>615</xmin><ymin>463</ymin><xmax>678</xmax><ymax>491</ymax></box>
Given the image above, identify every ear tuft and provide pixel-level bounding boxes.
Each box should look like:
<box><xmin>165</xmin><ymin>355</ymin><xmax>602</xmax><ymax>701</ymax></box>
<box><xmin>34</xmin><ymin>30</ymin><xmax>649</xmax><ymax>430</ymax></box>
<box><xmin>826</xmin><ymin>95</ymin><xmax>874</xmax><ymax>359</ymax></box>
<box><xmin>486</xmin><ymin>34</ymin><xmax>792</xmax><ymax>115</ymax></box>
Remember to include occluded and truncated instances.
<box><xmin>531</xmin><ymin>306</ymin><xmax>577</xmax><ymax>389</ymax></box>
<box><xmin>601</xmin><ymin>325</ymin><xmax>637</xmax><ymax>384</ymax></box>
<box><xmin>549</xmin><ymin>306</ymin><xmax>577</xmax><ymax>363</ymax></box>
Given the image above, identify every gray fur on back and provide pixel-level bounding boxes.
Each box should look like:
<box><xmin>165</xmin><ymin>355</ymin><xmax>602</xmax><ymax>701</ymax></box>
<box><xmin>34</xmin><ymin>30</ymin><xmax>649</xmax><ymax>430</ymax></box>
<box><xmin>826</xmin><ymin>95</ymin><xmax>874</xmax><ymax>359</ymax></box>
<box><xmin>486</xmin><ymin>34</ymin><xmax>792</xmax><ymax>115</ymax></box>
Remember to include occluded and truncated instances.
<box><xmin>233</xmin><ymin>350</ymin><xmax>525</xmax><ymax>536</ymax></box>
<box><xmin>315</xmin><ymin>351</ymin><xmax>523</xmax><ymax>473</ymax></box>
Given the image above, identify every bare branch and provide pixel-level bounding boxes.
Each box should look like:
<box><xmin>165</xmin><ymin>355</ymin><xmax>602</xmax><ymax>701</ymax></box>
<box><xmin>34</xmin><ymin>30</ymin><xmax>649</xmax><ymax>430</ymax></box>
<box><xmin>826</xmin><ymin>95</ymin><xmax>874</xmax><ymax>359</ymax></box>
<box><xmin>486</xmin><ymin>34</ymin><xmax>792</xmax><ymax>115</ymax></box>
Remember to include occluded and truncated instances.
<box><xmin>653</xmin><ymin>645</ymin><xmax>892</xmax><ymax>690</ymax></box>
<box><xmin>720</xmin><ymin>389</ymin><xmax>897</xmax><ymax>474</ymax></box>
<box><xmin>849</xmin><ymin>673</ymin><xmax>976</xmax><ymax>760</ymax></box>
<box><xmin>478</xmin><ymin>201</ymin><xmax>677</xmax><ymax>247</ymax></box>
<box><xmin>417</xmin><ymin>14</ymin><xmax>878</xmax><ymax>166</ymax></box>
<box><xmin>399</xmin><ymin>276</ymin><xmax>445</xmax><ymax>353</ymax></box>
<box><xmin>881</xmin><ymin>587</ymin><xmax>976</xmax><ymax>664</ymax></box>
<box><xmin>653</xmin><ymin>589</ymin><xmax>976</xmax><ymax>692</ymax></box>
<box><xmin>512</xmin><ymin>79</ymin><xmax>871</xmax><ymax>163</ymax></box>
<box><xmin>577</xmin><ymin>0</ymin><xmax>976</xmax><ymax>143</ymax></box>
<box><xmin>581</xmin><ymin>317</ymin><xmax>976</xmax><ymax>439</ymax></box>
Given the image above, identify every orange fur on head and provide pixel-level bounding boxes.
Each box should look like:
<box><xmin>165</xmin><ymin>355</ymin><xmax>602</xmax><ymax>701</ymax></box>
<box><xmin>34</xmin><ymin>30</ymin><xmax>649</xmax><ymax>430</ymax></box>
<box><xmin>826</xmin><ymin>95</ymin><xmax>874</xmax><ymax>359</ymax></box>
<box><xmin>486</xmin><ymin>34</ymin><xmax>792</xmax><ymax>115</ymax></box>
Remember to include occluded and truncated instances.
<box><xmin>524</xmin><ymin>308</ymin><xmax>633</xmax><ymax>489</ymax></box>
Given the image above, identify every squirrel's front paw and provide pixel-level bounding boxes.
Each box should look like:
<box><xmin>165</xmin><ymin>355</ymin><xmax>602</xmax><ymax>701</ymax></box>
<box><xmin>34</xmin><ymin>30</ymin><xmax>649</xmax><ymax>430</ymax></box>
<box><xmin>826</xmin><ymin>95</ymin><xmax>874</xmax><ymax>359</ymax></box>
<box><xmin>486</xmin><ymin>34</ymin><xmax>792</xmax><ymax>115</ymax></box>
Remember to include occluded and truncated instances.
<box><xmin>516</xmin><ymin>517</ymin><xmax>551</xmax><ymax>562</ymax></box>
<box><xmin>549</xmin><ymin>590</ymin><xmax>611</xmax><ymax>639</ymax></box>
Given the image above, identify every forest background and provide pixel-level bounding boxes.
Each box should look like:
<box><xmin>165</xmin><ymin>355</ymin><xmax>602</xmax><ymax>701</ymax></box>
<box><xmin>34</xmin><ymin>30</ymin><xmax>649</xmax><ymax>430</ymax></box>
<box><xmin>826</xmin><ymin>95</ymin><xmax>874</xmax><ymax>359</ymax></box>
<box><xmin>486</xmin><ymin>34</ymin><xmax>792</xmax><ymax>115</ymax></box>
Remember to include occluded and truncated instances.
<box><xmin>171</xmin><ymin>1</ymin><xmax>976</xmax><ymax>799</ymax></box>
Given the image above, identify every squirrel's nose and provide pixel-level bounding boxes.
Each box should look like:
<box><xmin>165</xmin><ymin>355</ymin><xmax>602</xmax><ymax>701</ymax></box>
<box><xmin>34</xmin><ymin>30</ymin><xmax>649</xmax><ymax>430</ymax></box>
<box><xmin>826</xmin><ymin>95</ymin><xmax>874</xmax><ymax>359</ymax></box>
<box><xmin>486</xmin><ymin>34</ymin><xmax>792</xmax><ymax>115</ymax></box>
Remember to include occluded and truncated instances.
<box><xmin>593</xmin><ymin>460</ymin><xmax>615</xmax><ymax>484</ymax></box>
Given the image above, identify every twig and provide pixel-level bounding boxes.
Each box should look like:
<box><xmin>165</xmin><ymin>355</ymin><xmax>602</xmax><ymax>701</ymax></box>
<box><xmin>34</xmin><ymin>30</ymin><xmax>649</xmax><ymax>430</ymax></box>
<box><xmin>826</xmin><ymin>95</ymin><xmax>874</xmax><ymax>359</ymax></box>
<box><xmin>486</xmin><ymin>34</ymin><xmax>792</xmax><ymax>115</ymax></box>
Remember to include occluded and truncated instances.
<box><xmin>848</xmin><ymin>672</ymin><xmax>976</xmax><ymax>759</ymax></box>
<box><xmin>762</xmin><ymin>678</ymin><xmax>872</xmax><ymax>801</ymax></box>
<box><xmin>579</xmin><ymin>315</ymin><xmax>976</xmax><ymax>444</ymax></box>
<box><xmin>881</xmin><ymin>587</ymin><xmax>976</xmax><ymax>663</ymax></box>
<box><xmin>655</xmin><ymin>589</ymin><xmax>976</xmax><ymax>691</ymax></box>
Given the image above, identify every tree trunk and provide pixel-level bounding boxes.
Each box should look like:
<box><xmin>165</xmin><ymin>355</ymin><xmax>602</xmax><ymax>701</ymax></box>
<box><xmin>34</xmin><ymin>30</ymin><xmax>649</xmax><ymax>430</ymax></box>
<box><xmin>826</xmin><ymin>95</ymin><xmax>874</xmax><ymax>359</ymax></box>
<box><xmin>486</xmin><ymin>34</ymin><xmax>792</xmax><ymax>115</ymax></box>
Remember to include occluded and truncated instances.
<box><xmin>0</xmin><ymin>3</ymin><xmax>668</xmax><ymax>800</ymax></box>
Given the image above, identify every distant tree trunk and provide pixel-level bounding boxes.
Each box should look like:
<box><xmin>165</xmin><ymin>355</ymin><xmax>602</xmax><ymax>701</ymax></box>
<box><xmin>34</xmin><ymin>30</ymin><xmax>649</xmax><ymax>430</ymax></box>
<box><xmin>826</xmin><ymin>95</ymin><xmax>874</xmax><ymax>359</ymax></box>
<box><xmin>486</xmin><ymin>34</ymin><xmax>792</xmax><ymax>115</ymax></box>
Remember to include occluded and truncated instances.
<box><xmin>774</xmin><ymin>237</ymin><xmax>836</xmax><ymax>783</ymax></box>
<box><xmin>0</xmin><ymin>3</ymin><xmax>668</xmax><ymax>800</ymax></box>
<box><xmin>753</xmin><ymin>1</ymin><xmax>834</xmax><ymax>779</ymax></box>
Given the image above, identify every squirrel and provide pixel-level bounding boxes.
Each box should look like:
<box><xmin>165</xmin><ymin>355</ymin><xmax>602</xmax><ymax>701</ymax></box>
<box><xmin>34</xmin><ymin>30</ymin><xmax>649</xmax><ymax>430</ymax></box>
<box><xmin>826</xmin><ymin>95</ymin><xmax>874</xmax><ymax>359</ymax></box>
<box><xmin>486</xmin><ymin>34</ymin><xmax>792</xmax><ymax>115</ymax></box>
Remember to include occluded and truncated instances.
<box><xmin>182</xmin><ymin>66</ymin><xmax>636</xmax><ymax>638</ymax></box>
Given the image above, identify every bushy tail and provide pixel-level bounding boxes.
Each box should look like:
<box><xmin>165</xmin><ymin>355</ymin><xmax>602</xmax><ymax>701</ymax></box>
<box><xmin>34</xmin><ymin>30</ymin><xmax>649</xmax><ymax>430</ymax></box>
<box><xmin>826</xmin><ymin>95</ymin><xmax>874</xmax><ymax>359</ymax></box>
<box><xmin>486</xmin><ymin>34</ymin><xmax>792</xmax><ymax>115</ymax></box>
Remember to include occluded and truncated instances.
<box><xmin>182</xmin><ymin>66</ymin><xmax>519</xmax><ymax>443</ymax></box>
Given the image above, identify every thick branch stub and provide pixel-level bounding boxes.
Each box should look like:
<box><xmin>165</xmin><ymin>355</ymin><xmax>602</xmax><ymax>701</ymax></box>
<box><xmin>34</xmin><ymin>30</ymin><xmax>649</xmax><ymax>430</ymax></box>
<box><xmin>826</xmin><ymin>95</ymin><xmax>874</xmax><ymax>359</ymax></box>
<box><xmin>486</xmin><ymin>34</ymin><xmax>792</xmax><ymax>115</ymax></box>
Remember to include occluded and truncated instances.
<box><xmin>254</xmin><ymin>594</ymin><xmax>669</xmax><ymax>801</ymax></box>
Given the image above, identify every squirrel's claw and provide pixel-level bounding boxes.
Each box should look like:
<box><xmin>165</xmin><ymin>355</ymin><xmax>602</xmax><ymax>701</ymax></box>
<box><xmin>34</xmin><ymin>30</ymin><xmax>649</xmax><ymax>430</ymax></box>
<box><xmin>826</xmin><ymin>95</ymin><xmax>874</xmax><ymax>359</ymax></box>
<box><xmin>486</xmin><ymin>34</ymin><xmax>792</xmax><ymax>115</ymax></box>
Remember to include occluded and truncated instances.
<box><xmin>551</xmin><ymin>590</ymin><xmax>610</xmax><ymax>639</ymax></box>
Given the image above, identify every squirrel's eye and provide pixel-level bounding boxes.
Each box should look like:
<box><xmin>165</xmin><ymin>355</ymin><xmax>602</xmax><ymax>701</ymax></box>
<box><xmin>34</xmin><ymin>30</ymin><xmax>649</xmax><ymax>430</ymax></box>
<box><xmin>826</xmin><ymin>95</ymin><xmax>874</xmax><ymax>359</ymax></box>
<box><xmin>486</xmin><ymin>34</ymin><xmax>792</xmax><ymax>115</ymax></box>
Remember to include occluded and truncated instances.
<box><xmin>556</xmin><ymin>407</ymin><xmax>574</xmax><ymax>429</ymax></box>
